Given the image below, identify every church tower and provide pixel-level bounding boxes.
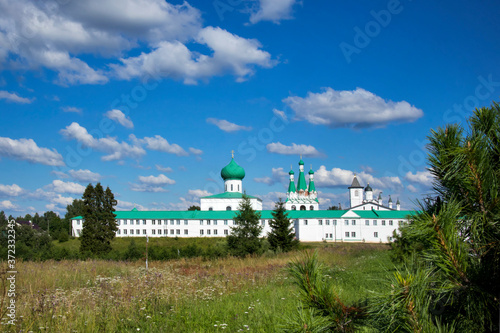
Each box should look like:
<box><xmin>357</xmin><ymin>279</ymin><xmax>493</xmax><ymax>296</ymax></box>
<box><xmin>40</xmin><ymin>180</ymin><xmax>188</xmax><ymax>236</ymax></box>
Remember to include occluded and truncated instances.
<box><xmin>285</xmin><ymin>157</ymin><xmax>319</xmax><ymax>211</ymax></box>
<box><xmin>348</xmin><ymin>175</ymin><xmax>364</xmax><ymax>208</ymax></box>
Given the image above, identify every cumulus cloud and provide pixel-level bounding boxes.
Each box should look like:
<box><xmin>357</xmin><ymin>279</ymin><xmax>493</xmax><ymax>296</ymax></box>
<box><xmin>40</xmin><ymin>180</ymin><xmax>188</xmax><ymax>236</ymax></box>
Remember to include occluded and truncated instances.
<box><xmin>256</xmin><ymin>191</ymin><xmax>286</xmax><ymax>210</ymax></box>
<box><xmin>407</xmin><ymin>184</ymin><xmax>418</xmax><ymax>193</ymax></box>
<box><xmin>0</xmin><ymin>184</ymin><xmax>24</xmax><ymax>197</ymax></box>
<box><xmin>284</xmin><ymin>87</ymin><xmax>423</xmax><ymax>129</ymax></box>
<box><xmin>314</xmin><ymin>166</ymin><xmax>402</xmax><ymax>190</ymax></box>
<box><xmin>0</xmin><ymin>90</ymin><xmax>33</xmax><ymax>103</ymax></box>
<box><xmin>0</xmin><ymin>137</ymin><xmax>65</xmax><ymax>166</ymax></box>
<box><xmin>112</xmin><ymin>26</ymin><xmax>274</xmax><ymax>84</ymax></box>
<box><xmin>116</xmin><ymin>200</ymin><xmax>146</xmax><ymax>211</ymax></box>
<box><xmin>105</xmin><ymin>109</ymin><xmax>133</xmax><ymax>128</ymax></box>
<box><xmin>60</xmin><ymin>122</ymin><xmax>146</xmax><ymax>161</ymax></box>
<box><xmin>134</xmin><ymin>135</ymin><xmax>188</xmax><ymax>156</ymax></box>
<box><xmin>130</xmin><ymin>174</ymin><xmax>175</xmax><ymax>192</ymax></box>
<box><xmin>206</xmin><ymin>118</ymin><xmax>252</xmax><ymax>132</ymax></box>
<box><xmin>68</xmin><ymin>169</ymin><xmax>101</xmax><ymax>182</ymax></box>
<box><xmin>254</xmin><ymin>167</ymin><xmax>288</xmax><ymax>186</ymax></box>
<box><xmin>249</xmin><ymin>0</ymin><xmax>299</xmax><ymax>24</ymax></box>
<box><xmin>189</xmin><ymin>147</ymin><xmax>203</xmax><ymax>155</ymax></box>
<box><xmin>49</xmin><ymin>180</ymin><xmax>86</xmax><ymax>194</ymax></box>
<box><xmin>272</xmin><ymin>108</ymin><xmax>288</xmax><ymax>121</ymax></box>
<box><xmin>405</xmin><ymin>170</ymin><xmax>434</xmax><ymax>187</ymax></box>
<box><xmin>266</xmin><ymin>142</ymin><xmax>322</xmax><ymax>157</ymax></box>
<box><xmin>0</xmin><ymin>200</ymin><xmax>20</xmax><ymax>210</ymax></box>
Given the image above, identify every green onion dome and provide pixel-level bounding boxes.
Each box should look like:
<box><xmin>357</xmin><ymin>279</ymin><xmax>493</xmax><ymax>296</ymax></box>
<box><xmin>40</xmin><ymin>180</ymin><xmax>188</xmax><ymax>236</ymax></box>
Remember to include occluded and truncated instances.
<box><xmin>221</xmin><ymin>158</ymin><xmax>245</xmax><ymax>180</ymax></box>
<box><xmin>308</xmin><ymin>169</ymin><xmax>314</xmax><ymax>175</ymax></box>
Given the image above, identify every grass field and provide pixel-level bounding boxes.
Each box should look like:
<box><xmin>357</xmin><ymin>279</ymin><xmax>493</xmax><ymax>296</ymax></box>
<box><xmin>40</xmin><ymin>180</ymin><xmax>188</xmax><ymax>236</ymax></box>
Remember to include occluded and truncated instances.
<box><xmin>0</xmin><ymin>243</ymin><xmax>395</xmax><ymax>332</ymax></box>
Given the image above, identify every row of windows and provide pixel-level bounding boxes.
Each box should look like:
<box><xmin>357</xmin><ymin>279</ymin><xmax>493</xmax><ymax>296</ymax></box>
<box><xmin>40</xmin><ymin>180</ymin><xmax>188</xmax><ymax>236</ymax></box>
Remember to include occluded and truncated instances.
<box><xmin>200</xmin><ymin>229</ymin><xmax>229</xmax><ymax>235</ymax></box>
<box><xmin>342</xmin><ymin>232</ymin><xmax>379</xmax><ymax>238</ymax></box>
<box><xmin>313</xmin><ymin>219</ymin><xmax>399</xmax><ymax>226</ymax></box>
<box><xmin>114</xmin><ymin>229</ymin><xmax>232</xmax><ymax>236</ymax></box>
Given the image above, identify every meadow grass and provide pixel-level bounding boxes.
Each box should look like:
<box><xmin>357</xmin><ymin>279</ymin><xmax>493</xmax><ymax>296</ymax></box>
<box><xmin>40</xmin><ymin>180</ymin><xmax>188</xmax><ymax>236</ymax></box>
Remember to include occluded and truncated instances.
<box><xmin>0</xmin><ymin>243</ymin><xmax>394</xmax><ymax>332</ymax></box>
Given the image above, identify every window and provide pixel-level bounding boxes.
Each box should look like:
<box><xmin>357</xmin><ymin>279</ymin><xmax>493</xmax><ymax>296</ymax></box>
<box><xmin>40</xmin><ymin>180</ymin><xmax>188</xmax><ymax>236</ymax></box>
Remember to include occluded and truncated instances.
<box><xmin>207</xmin><ymin>220</ymin><xmax>211</xmax><ymax>225</ymax></box>
<box><xmin>326</xmin><ymin>219</ymin><xmax>330</xmax><ymax>225</ymax></box>
<box><xmin>382</xmin><ymin>220</ymin><xmax>386</xmax><ymax>226</ymax></box>
<box><xmin>176</xmin><ymin>229</ymin><xmax>180</xmax><ymax>235</ymax></box>
<box><xmin>374</xmin><ymin>232</ymin><xmax>378</xmax><ymax>238</ymax></box>
<box><xmin>213</xmin><ymin>220</ymin><xmax>217</xmax><ymax>225</ymax></box>
<box><xmin>158</xmin><ymin>229</ymin><xmax>161</xmax><ymax>234</ymax></box>
<box><xmin>262</xmin><ymin>220</ymin><xmax>266</xmax><ymax>226</ymax></box>
<box><xmin>345</xmin><ymin>232</ymin><xmax>350</xmax><ymax>237</ymax></box>
<box><xmin>123</xmin><ymin>229</ymin><xmax>127</xmax><ymax>235</ymax></box>
<box><xmin>238</xmin><ymin>184</ymin><xmax>240</xmax><ymax>191</ymax></box>
<box><xmin>170</xmin><ymin>220</ymin><xmax>174</xmax><ymax>225</ymax></box>
<box><xmin>164</xmin><ymin>229</ymin><xmax>168</xmax><ymax>235</ymax></box>
<box><xmin>310</xmin><ymin>205</ymin><xmax>314</xmax><ymax>210</ymax></box>
<box><xmin>184</xmin><ymin>229</ymin><xmax>188</xmax><ymax>235</ymax></box>
<box><xmin>214</xmin><ymin>229</ymin><xmax>218</xmax><ymax>235</ymax></box>
<box><xmin>389</xmin><ymin>220</ymin><xmax>393</xmax><ymax>226</ymax></box>
<box><xmin>325</xmin><ymin>233</ymin><xmax>329</xmax><ymax>239</ymax></box>
<box><xmin>184</xmin><ymin>220</ymin><xmax>188</xmax><ymax>225</ymax></box>
<box><xmin>373</xmin><ymin>220</ymin><xmax>377</xmax><ymax>226</ymax></box>
<box><xmin>300</xmin><ymin>205</ymin><xmax>306</xmax><ymax>210</ymax></box>
<box><xmin>304</xmin><ymin>220</ymin><xmax>308</xmax><ymax>225</ymax></box>
<box><xmin>117</xmin><ymin>229</ymin><xmax>120</xmax><ymax>235</ymax></box>
<box><xmin>224</xmin><ymin>229</ymin><xmax>228</xmax><ymax>235</ymax></box>
<box><xmin>352</xmin><ymin>220</ymin><xmax>356</xmax><ymax>226</ymax></box>
<box><xmin>152</xmin><ymin>220</ymin><xmax>156</xmax><ymax>225</ymax></box>
<box><xmin>138</xmin><ymin>220</ymin><xmax>142</xmax><ymax>225</ymax></box>
<box><xmin>333</xmin><ymin>220</ymin><xmax>337</xmax><ymax>225</ymax></box>
<box><xmin>207</xmin><ymin>229</ymin><xmax>211</xmax><ymax>235</ymax></box>
<box><xmin>365</xmin><ymin>220</ymin><xmax>369</xmax><ymax>226</ymax></box>
<box><xmin>351</xmin><ymin>232</ymin><xmax>356</xmax><ymax>237</ymax></box>
<box><xmin>355</xmin><ymin>190</ymin><xmax>359</xmax><ymax>196</ymax></box>
<box><xmin>200</xmin><ymin>229</ymin><xmax>204</xmax><ymax>235</ymax></box>
<box><xmin>329</xmin><ymin>233</ymin><xmax>333</xmax><ymax>238</ymax></box>
<box><xmin>231</xmin><ymin>184</ymin><xmax>233</xmax><ymax>191</ymax></box>
<box><xmin>319</xmin><ymin>219</ymin><xmax>323</xmax><ymax>226</ymax></box>
<box><xmin>130</xmin><ymin>229</ymin><xmax>134</xmax><ymax>235</ymax></box>
<box><xmin>200</xmin><ymin>220</ymin><xmax>203</xmax><ymax>225</ymax></box>
<box><xmin>176</xmin><ymin>220</ymin><xmax>180</xmax><ymax>225</ymax></box>
<box><xmin>209</xmin><ymin>207</ymin><xmax>213</xmax><ymax>211</ymax></box>
<box><xmin>143</xmin><ymin>229</ymin><xmax>146</xmax><ymax>235</ymax></box>
<box><xmin>77</xmin><ymin>220</ymin><xmax>80</xmax><ymax>225</ymax></box>
<box><xmin>224</xmin><ymin>220</ymin><xmax>228</xmax><ymax>225</ymax></box>
<box><xmin>124</xmin><ymin>220</ymin><xmax>127</xmax><ymax>225</ymax></box>
<box><xmin>226</xmin><ymin>206</ymin><xmax>232</xmax><ymax>211</ymax></box>
<box><xmin>170</xmin><ymin>229</ymin><xmax>174</xmax><ymax>235</ymax></box>
<box><xmin>344</xmin><ymin>220</ymin><xmax>349</xmax><ymax>226</ymax></box>
<box><xmin>152</xmin><ymin>229</ymin><xmax>156</xmax><ymax>235</ymax></box>
<box><xmin>291</xmin><ymin>205</ymin><xmax>296</xmax><ymax>210</ymax></box>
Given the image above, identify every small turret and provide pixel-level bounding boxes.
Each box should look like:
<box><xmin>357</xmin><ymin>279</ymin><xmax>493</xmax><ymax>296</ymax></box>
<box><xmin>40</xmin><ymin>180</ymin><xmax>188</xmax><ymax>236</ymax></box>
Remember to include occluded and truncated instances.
<box><xmin>378</xmin><ymin>192</ymin><xmax>383</xmax><ymax>206</ymax></box>
<box><xmin>396</xmin><ymin>198</ymin><xmax>400</xmax><ymax>211</ymax></box>
<box><xmin>287</xmin><ymin>166</ymin><xmax>296</xmax><ymax>194</ymax></box>
<box><xmin>388</xmin><ymin>195</ymin><xmax>393</xmax><ymax>209</ymax></box>
<box><xmin>348</xmin><ymin>174</ymin><xmax>364</xmax><ymax>207</ymax></box>
<box><xmin>365</xmin><ymin>183</ymin><xmax>373</xmax><ymax>201</ymax></box>
<box><xmin>308</xmin><ymin>167</ymin><xmax>316</xmax><ymax>199</ymax></box>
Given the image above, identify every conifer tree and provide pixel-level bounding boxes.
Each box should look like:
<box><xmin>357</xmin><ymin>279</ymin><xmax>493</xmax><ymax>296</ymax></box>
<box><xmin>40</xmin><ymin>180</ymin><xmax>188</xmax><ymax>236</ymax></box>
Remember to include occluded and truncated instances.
<box><xmin>227</xmin><ymin>194</ymin><xmax>263</xmax><ymax>257</ymax></box>
<box><xmin>268</xmin><ymin>198</ymin><xmax>298</xmax><ymax>252</ymax></box>
<box><xmin>80</xmin><ymin>183</ymin><xmax>117</xmax><ymax>255</ymax></box>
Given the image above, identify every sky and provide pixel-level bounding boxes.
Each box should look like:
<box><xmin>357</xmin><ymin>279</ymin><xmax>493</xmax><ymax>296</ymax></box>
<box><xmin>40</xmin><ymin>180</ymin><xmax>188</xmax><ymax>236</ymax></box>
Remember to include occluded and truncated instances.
<box><xmin>1</xmin><ymin>0</ymin><xmax>500</xmax><ymax>217</ymax></box>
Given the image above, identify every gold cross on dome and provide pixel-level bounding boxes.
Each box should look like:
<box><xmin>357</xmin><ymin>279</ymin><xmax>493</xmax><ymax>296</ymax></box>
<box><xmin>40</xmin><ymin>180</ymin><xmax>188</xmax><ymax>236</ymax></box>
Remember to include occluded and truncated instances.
<box><xmin>231</xmin><ymin>150</ymin><xmax>234</xmax><ymax>158</ymax></box>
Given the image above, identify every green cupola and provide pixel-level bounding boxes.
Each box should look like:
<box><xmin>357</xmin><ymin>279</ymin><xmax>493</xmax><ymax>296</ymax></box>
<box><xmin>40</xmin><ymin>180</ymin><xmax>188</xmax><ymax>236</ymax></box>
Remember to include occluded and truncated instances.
<box><xmin>221</xmin><ymin>158</ymin><xmax>245</xmax><ymax>181</ymax></box>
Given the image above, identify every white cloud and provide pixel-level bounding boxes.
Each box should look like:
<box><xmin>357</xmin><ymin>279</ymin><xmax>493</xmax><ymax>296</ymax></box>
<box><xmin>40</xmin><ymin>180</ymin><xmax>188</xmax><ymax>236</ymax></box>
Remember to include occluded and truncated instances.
<box><xmin>256</xmin><ymin>191</ymin><xmax>287</xmax><ymax>210</ymax></box>
<box><xmin>0</xmin><ymin>137</ymin><xmax>65</xmax><ymax>166</ymax></box>
<box><xmin>189</xmin><ymin>147</ymin><xmax>203</xmax><ymax>155</ymax></box>
<box><xmin>314</xmin><ymin>166</ymin><xmax>402</xmax><ymax>190</ymax></box>
<box><xmin>116</xmin><ymin>200</ymin><xmax>146</xmax><ymax>211</ymax></box>
<box><xmin>0</xmin><ymin>200</ymin><xmax>19</xmax><ymax>210</ymax></box>
<box><xmin>68</xmin><ymin>169</ymin><xmax>101</xmax><ymax>182</ymax></box>
<box><xmin>130</xmin><ymin>174</ymin><xmax>175</xmax><ymax>192</ymax></box>
<box><xmin>405</xmin><ymin>170</ymin><xmax>434</xmax><ymax>187</ymax></box>
<box><xmin>266</xmin><ymin>142</ymin><xmax>322</xmax><ymax>157</ymax></box>
<box><xmin>284</xmin><ymin>87</ymin><xmax>423</xmax><ymax>129</ymax></box>
<box><xmin>112</xmin><ymin>26</ymin><xmax>274</xmax><ymax>84</ymax></box>
<box><xmin>407</xmin><ymin>184</ymin><xmax>418</xmax><ymax>193</ymax></box>
<box><xmin>51</xmin><ymin>170</ymin><xmax>69</xmax><ymax>179</ymax></box>
<box><xmin>134</xmin><ymin>135</ymin><xmax>188</xmax><ymax>156</ymax></box>
<box><xmin>0</xmin><ymin>184</ymin><xmax>24</xmax><ymax>197</ymax></box>
<box><xmin>49</xmin><ymin>180</ymin><xmax>86</xmax><ymax>194</ymax></box>
<box><xmin>249</xmin><ymin>0</ymin><xmax>299</xmax><ymax>24</ymax></box>
<box><xmin>61</xmin><ymin>106</ymin><xmax>82</xmax><ymax>113</ymax></box>
<box><xmin>272</xmin><ymin>108</ymin><xmax>288</xmax><ymax>121</ymax></box>
<box><xmin>105</xmin><ymin>109</ymin><xmax>133</xmax><ymax>129</ymax></box>
<box><xmin>0</xmin><ymin>90</ymin><xmax>33</xmax><ymax>103</ymax></box>
<box><xmin>60</xmin><ymin>122</ymin><xmax>146</xmax><ymax>161</ymax></box>
<box><xmin>155</xmin><ymin>164</ymin><xmax>173</xmax><ymax>172</ymax></box>
<box><xmin>52</xmin><ymin>194</ymin><xmax>75</xmax><ymax>206</ymax></box>
<box><xmin>206</xmin><ymin>118</ymin><xmax>252</xmax><ymax>132</ymax></box>
<box><xmin>254</xmin><ymin>167</ymin><xmax>288</xmax><ymax>186</ymax></box>
<box><xmin>187</xmin><ymin>189</ymin><xmax>212</xmax><ymax>198</ymax></box>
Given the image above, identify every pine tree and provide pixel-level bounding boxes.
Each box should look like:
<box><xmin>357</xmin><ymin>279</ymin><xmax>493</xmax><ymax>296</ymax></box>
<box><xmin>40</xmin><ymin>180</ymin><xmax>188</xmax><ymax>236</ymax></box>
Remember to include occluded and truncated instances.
<box><xmin>268</xmin><ymin>198</ymin><xmax>298</xmax><ymax>252</ymax></box>
<box><xmin>227</xmin><ymin>194</ymin><xmax>263</xmax><ymax>257</ymax></box>
<box><xmin>80</xmin><ymin>183</ymin><xmax>117</xmax><ymax>255</ymax></box>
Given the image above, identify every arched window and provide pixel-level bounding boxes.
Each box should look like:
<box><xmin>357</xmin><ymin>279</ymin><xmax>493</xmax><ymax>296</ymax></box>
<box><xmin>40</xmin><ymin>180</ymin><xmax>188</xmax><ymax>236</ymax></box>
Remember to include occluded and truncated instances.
<box><xmin>291</xmin><ymin>205</ymin><xmax>296</xmax><ymax>210</ymax></box>
<box><xmin>231</xmin><ymin>184</ymin><xmax>233</xmax><ymax>191</ymax></box>
<box><xmin>226</xmin><ymin>206</ymin><xmax>232</xmax><ymax>211</ymax></box>
<box><xmin>355</xmin><ymin>190</ymin><xmax>359</xmax><ymax>197</ymax></box>
<box><xmin>300</xmin><ymin>205</ymin><xmax>306</xmax><ymax>210</ymax></box>
<box><xmin>238</xmin><ymin>184</ymin><xmax>240</xmax><ymax>191</ymax></box>
<box><xmin>209</xmin><ymin>207</ymin><xmax>213</xmax><ymax>211</ymax></box>
<box><xmin>310</xmin><ymin>205</ymin><xmax>314</xmax><ymax>210</ymax></box>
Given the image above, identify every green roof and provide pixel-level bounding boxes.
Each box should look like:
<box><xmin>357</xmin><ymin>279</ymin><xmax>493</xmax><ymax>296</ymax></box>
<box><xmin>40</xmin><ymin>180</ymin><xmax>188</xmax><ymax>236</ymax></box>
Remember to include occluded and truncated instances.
<box><xmin>72</xmin><ymin>209</ymin><xmax>416</xmax><ymax>220</ymax></box>
<box><xmin>297</xmin><ymin>169</ymin><xmax>307</xmax><ymax>191</ymax></box>
<box><xmin>287</xmin><ymin>178</ymin><xmax>296</xmax><ymax>193</ymax></box>
<box><xmin>201</xmin><ymin>192</ymin><xmax>261</xmax><ymax>200</ymax></box>
<box><xmin>221</xmin><ymin>158</ymin><xmax>245</xmax><ymax>180</ymax></box>
<box><xmin>308</xmin><ymin>179</ymin><xmax>316</xmax><ymax>192</ymax></box>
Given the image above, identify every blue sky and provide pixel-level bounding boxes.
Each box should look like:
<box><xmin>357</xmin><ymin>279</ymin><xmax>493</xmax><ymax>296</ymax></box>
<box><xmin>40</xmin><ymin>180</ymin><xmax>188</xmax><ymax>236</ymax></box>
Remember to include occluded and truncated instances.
<box><xmin>1</xmin><ymin>0</ymin><xmax>500</xmax><ymax>216</ymax></box>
